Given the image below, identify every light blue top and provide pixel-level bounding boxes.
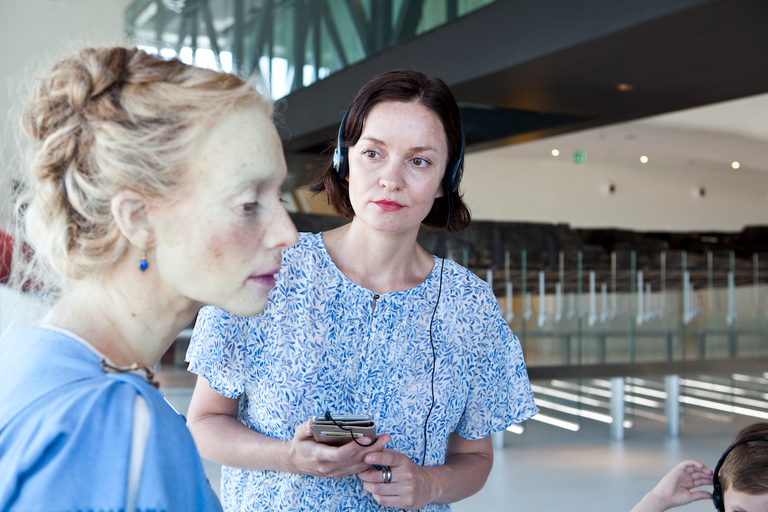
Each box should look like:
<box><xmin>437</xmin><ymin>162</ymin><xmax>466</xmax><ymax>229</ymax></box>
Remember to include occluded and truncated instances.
<box><xmin>187</xmin><ymin>232</ymin><xmax>537</xmax><ymax>512</ymax></box>
<box><xmin>0</xmin><ymin>326</ymin><xmax>222</xmax><ymax>512</ymax></box>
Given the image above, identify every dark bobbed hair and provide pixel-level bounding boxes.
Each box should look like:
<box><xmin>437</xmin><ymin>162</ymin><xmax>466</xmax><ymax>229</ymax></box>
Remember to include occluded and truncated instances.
<box><xmin>720</xmin><ymin>422</ymin><xmax>768</xmax><ymax>495</ymax></box>
<box><xmin>308</xmin><ymin>69</ymin><xmax>471</xmax><ymax>232</ymax></box>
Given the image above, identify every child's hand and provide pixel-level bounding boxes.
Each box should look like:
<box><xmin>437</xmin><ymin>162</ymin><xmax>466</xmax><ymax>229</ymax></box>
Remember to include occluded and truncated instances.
<box><xmin>631</xmin><ymin>460</ymin><xmax>713</xmax><ymax>512</ymax></box>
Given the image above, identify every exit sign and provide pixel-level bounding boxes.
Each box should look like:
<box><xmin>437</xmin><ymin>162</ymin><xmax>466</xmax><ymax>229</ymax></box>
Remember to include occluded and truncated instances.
<box><xmin>573</xmin><ymin>150</ymin><xmax>586</xmax><ymax>164</ymax></box>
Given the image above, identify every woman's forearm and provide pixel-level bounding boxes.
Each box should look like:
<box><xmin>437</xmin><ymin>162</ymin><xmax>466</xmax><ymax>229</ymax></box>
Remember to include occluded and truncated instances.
<box><xmin>187</xmin><ymin>412</ymin><xmax>292</xmax><ymax>472</ymax></box>
<box><xmin>425</xmin><ymin>449</ymin><xmax>493</xmax><ymax>504</ymax></box>
<box><xmin>188</xmin><ymin>412</ymin><xmax>392</xmax><ymax>478</ymax></box>
<box><xmin>186</xmin><ymin>377</ymin><xmax>390</xmax><ymax>477</ymax></box>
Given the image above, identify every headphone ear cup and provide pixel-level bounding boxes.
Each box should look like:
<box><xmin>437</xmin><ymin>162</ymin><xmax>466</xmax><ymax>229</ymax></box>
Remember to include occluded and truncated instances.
<box><xmin>333</xmin><ymin>146</ymin><xmax>348</xmax><ymax>180</ymax></box>
<box><xmin>443</xmin><ymin>159</ymin><xmax>461</xmax><ymax>197</ymax></box>
<box><xmin>443</xmin><ymin>123</ymin><xmax>465</xmax><ymax>197</ymax></box>
<box><xmin>334</xmin><ymin>108</ymin><xmax>351</xmax><ymax>180</ymax></box>
<box><xmin>712</xmin><ymin>480</ymin><xmax>724</xmax><ymax>512</ymax></box>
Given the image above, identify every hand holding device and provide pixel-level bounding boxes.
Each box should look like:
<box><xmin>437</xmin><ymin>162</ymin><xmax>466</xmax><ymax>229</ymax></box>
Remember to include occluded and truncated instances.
<box><xmin>287</xmin><ymin>417</ymin><xmax>390</xmax><ymax>478</ymax></box>
<box><xmin>311</xmin><ymin>412</ymin><xmax>377</xmax><ymax>446</ymax></box>
<box><xmin>359</xmin><ymin>447</ymin><xmax>435</xmax><ymax>510</ymax></box>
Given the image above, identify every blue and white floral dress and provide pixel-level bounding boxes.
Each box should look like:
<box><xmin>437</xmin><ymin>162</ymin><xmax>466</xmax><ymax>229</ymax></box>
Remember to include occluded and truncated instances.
<box><xmin>187</xmin><ymin>232</ymin><xmax>537</xmax><ymax>511</ymax></box>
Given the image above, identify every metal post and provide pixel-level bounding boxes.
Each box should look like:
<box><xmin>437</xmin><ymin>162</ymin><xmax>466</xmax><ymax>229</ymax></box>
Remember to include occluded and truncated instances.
<box><xmin>629</xmin><ymin>251</ymin><xmax>636</xmax><ymax>362</ymax></box>
<box><xmin>292</xmin><ymin>1</ymin><xmax>309</xmax><ymax>92</ymax></box>
<box><xmin>697</xmin><ymin>332</ymin><xmax>706</xmax><ymax>358</ymax></box>
<box><xmin>707</xmin><ymin>251</ymin><xmax>713</xmax><ymax>314</ymax></box>
<box><xmin>729</xmin><ymin>251</ymin><xmax>737</xmax><ymax>356</ymax></box>
<box><xmin>311</xmin><ymin>0</ymin><xmax>322</xmax><ymax>84</ymax></box>
<box><xmin>597</xmin><ymin>334</ymin><xmax>606</xmax><ymax>363</ymax></box>
<box><xmin>447</xmin><ymin>0</ymin><xmax>458</xmax><ymax>20</ymax></box>
<box><xmin>577</xmin><ymin>251</ymin><xmax>583</xmax><ymax>364</ymax></box>
<box><xmin>611</xmin><ymin>251</ymin><xmax>617</xmax><ymax>318</ymax></box>
<box><xmin>233</xmin><ymin>0</ymin><xmax>245</xmax><ymax>73</ymax></box>
<box><xmin>491</xmin><ymin>430</ymin><xmax>505</xmax><ymax>450</ymax></box>
<box><xmin>754</xmin><ymin>253</ymin><xmax>759</xmax><ymax>354</ymax></box>
<box><xmin>521</xmin><ymin>250</ymin><xmax>527</xmax><ymax>354</ymax></box>
<box><xmin>665</xmin><ymin>374</ymin><xmax>680</xmax><ymax>437</ymax></box>
<box><xmin>610</xmin><ymin>377</ymin><xmax>624</xmax><ymax>441</ymax></box>
<box><xmin>681</xmin><ymin>251</ymin><xmax>687</xmax><ymax>359</ymax></box>
<box><xmin>665</xmin><ymin>331</ymin><xmax>674</xmax><ymax>361</ymax></box>
<box><xmin>661</xmin><ymin>251</ymin><xmax>666</xmax><ymax>315</ymax></box>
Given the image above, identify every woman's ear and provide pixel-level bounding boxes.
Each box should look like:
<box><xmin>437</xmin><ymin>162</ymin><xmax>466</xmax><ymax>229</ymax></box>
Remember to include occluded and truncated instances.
<box><xmin>111</xmin><ymin>190</ymin><xmax>154</xmax><ymax>250</ymax></box>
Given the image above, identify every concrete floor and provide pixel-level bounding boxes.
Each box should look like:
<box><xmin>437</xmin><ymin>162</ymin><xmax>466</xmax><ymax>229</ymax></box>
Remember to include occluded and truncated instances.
<box><xmin>457</xmin><ymin>416</ymin><xmax>744</xmax><ymax>512</ymax></box>
<box><xmin>165</xmin><ymin>387</ymin><xmax>749</xmax><ymax>512</ymax></box>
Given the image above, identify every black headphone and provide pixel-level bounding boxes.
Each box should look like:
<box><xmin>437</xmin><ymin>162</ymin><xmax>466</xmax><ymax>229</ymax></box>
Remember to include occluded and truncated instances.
<box><xmin>712</xmin><ymin>436</ymin><xmax>768</xmax><ymax>511</ymax></box>
<box><xmin>332</xmin><ymin>106</ymin><xmax>465</xmax><ymax>198</ymax></box>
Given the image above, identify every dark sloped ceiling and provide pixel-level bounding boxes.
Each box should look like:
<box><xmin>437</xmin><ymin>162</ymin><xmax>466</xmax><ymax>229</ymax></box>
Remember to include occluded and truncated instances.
<box><xmin>280</xmin><ymin>0</ymin><xmax>768</xmax><ymax>188</ymax></box>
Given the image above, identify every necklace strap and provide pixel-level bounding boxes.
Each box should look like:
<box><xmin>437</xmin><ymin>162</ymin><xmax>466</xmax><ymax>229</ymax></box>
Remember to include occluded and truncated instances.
<box><xmin>100</xmin><ymin>359</ymin><xmax>160</xmax><ymax>389</ymax></box>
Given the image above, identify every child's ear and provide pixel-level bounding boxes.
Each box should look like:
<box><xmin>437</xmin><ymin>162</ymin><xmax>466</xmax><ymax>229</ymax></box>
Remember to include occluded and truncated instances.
<box><xmin>111</xmin><ymin>190</ymin><xmax>154</xmax><ymax>250</ymax></box>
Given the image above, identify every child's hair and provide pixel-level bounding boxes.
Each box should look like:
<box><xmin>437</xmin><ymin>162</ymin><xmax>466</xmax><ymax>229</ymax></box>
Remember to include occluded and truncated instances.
<box><xmin>11</xmin><ymin>47</ymin><xmax>271</xmax><ymax>291</ymax></box>
<box><xmin>720</xmin><ymin>422</ymin><xmax>768</xmax><ymax>494</ymax></box>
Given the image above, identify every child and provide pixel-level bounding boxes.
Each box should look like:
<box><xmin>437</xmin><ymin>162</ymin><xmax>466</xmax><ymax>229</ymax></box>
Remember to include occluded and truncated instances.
<box><xmin>631</xmin><ymin>422</ymin><xmax>768</xmax><ymax>512</ymax></box>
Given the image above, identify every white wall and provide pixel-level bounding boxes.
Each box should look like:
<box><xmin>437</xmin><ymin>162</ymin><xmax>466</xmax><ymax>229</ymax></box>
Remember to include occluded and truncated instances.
<box><xmin>462</xmin><ymin>152</ymin><xmax>768</xmax><ymax>232</ymax></box>
<box><xmin>0</xmin><ymin>285</ymin><xmax>51</xmax><ymax>339</ymax></box>
<box><xmin>462</xmin><ymin>93</ymin><xmax>768</xmax><ymax>233</ymax></box>
<box><xmin>0</xmin><ymin>0</ymin><xmax>133</xmax><ymax>230</ymax></box>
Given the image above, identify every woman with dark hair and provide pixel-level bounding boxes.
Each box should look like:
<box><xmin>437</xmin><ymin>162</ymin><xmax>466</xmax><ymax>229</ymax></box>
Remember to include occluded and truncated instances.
<box><xmin>186</xmin><ymin>69</ymin><xmax>537</xmax><ymax>511</ymax></box>
<box><xmin>310</xmin><ymin>69</ymin><xmax>471</xmax><ymax>232</ymax></box>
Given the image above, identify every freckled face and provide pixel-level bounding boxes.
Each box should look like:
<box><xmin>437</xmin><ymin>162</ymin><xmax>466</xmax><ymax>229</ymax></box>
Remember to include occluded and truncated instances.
<box><xmin>347</xmin><ymin>100</ymin><xmax>448</xmax><ymax>236</ymax></box>
<box><xmin>147</xmin><ymin>106</ymin><xmax>298</xmax><ymax>316</ymax></box>
<box><xmin>724</xmin><ymin>488</ymin><xmax>768</xmax><ymax>512</ymax></box>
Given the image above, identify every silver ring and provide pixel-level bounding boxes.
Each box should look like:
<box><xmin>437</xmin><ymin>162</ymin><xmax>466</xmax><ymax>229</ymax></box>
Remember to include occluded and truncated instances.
<box><xmin>380</xmin><ymin>465</ymin><xmax>392</xmax><ymax>484</ymax></box>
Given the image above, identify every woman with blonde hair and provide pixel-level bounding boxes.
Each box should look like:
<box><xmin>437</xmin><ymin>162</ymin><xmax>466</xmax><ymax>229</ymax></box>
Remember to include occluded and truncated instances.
<box><xmin>0</xmin><ymin>47</ymin><xmax>297</xmax><ymax>510</ymax></box>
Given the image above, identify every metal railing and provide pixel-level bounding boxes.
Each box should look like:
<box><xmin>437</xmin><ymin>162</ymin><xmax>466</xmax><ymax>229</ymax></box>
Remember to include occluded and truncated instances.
<box><xmin>475</xmin><ymin>249</ymin><xmax>768</xmax><ymax>367</ymax></box>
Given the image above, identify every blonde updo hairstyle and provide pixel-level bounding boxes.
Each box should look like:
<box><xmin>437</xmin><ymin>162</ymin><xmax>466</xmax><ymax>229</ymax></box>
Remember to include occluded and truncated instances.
<box><xmin>16</xmin><ymin>47</ymin><xmax>271</xmax><ymax>287</ymax></box>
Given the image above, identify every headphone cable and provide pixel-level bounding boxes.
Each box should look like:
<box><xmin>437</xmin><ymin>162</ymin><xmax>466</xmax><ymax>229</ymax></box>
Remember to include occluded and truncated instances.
<box><xmin>420</xmin><ymin>199</ymin><xmax>451</xmax><ymax>466</ymax></box>
<box><xmin>415</xmin><ymin>199</ymin><xmax>450</xmax><ymax>512</ymax></box>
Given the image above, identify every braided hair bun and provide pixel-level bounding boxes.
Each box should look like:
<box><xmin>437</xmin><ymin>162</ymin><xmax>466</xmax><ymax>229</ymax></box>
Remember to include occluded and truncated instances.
<box><xmin>17</xmin><ymin>46</ymin><xmax>271</xmax><ymax>284</ymax></box>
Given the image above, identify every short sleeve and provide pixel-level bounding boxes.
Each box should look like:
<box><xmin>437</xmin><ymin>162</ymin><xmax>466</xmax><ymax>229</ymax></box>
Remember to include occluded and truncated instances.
<box><xmin>0</xmin><ymin>380</ymin><xmax>136</xmax><ymax>509</ymax></box>
<box><xmin>134</xmin><ymin>389</ymin><xmax>224</xmax><ymax>512</ymax></box>
<box><xmin>0</xmin><ymin>377</ymin><xmax>220</xmax><ymax>512</ymax></box>
<box><xmin>186</xmin><ymin>305</ymin><xmax>250</xmax><ymax>399</ymax></box>
<box><xmin>456</xmin><ymin>304</ymin><xmax>538</xmax><ymax>439</ymax></box>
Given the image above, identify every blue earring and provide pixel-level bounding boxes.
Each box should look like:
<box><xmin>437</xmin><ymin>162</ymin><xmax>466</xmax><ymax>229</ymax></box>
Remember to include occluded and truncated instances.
<box><xmin>139</xmin><ymin>251</ymin><xmax>148</xmax><ymax>272</ymax></box>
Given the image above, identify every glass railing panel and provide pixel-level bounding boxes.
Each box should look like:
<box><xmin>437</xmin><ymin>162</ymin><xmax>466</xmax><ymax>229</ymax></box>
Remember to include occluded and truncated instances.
<box><xmin>470</xmin><ymin>248</ymin><xmax>768</xmax><ymax>368</ymax></box>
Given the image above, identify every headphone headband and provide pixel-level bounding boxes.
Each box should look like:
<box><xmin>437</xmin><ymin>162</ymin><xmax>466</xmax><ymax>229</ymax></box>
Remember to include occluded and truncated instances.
<box><xmin>332</xmin><ymin>106</ymin><xmax>465</xmax><ymax>197</ymax></box>
<box><xmin>712</xmin><ymin>436</ymin><xmax>768</xmax><ymax>512</ymax></box>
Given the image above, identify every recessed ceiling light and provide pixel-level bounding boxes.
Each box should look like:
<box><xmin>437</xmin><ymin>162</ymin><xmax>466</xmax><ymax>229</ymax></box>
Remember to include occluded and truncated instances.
<box><xmin>617</xmin><ymin>83</ymin><xmax>634</xmax><ymax>91</ymax></box>
<box><xmin>640</xmin><ymin>156</ymin><xmax>648</xmax><ymax>163</ymax></box>
<box><xmin>732</xmin><ymin>161</ymin><xmax>740</xmax><ymax>169</ymax></box>
<box><xmin>551</xmin><ymin>149</ymin><xmax>560</xmax><ymax>156</ymax></box>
